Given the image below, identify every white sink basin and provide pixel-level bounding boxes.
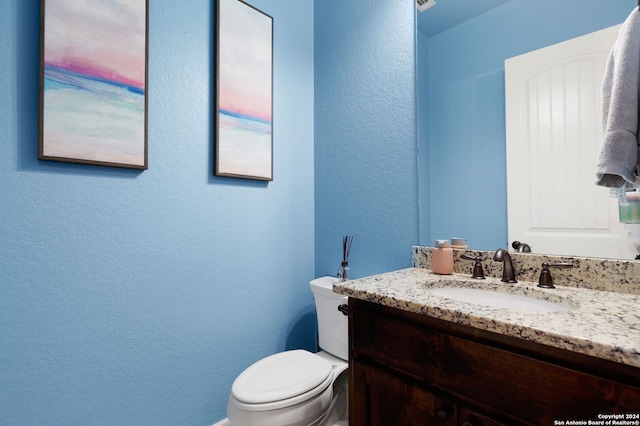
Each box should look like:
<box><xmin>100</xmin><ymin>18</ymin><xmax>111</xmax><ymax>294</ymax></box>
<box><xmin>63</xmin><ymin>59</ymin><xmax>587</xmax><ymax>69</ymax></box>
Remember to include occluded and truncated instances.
<box><xmin>427</xmin><ymin>287</ymin><xmax>571</xmax><ymax>312</ymax></box>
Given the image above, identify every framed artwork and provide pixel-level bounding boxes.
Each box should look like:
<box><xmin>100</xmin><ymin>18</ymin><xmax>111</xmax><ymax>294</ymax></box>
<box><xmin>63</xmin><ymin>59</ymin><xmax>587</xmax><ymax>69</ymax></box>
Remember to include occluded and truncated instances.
<box><xmin>215</xmin><ymin>0</ymin><xmax>273</xmax><ymax>181</ymax></box>
<box><xmin>39</xmin><ymin>0</ymin><xmax>149</xmax><ymax>170</ymax></box>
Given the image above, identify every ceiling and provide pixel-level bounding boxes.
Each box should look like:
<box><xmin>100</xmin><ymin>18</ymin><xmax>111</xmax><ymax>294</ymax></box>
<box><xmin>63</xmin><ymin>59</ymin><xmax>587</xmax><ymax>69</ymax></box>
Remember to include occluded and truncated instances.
<box><xmin>417</xmin><ymin>0</ymin><xmax>513</xmax><ymax>38</ymax></box>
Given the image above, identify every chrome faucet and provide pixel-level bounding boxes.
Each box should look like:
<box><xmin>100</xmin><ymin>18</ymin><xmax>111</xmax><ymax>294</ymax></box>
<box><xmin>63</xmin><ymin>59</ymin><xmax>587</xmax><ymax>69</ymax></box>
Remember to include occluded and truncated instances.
<box><xmin>493</xmin><ymin>248</ymin><xmax>517</xmax><ymax>283</ymax></box>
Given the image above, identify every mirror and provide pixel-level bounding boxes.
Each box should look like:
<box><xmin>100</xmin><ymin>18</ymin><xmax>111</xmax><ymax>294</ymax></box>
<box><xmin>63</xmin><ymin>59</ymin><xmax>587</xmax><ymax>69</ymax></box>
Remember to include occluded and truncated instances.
<box><xmin>416</xmin><ymin>0</ymin><xmax>637</xmax><ymax>259</ymax></box>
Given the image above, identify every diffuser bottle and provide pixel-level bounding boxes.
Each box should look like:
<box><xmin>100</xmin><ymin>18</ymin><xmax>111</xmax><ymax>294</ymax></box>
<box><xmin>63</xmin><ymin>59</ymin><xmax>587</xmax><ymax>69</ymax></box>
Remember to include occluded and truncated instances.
<box><xmin>337</xmin><ymin>261</ymin><xmax>349</xmax><ymax>282</ymax></box>
<box><xmin>432</xmin><ymin>240</ymin><xmax>454</xmax><ymax>275</ymax></box>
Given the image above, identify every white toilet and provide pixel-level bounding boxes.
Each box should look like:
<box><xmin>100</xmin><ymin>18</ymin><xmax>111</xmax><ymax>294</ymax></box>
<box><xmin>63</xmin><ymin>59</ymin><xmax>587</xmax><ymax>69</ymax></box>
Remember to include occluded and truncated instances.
<box><xmin>226</xmin><ymin>277</ymin><xmax>349</xmax><ymax>426</ymax></box>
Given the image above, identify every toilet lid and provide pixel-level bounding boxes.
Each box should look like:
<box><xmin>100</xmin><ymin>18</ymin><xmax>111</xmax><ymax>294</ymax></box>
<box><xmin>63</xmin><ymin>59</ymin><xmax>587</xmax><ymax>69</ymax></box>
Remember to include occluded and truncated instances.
<box><xmin>231</xmin><ymin>349</ymin><xmax>333</xmax><ymax>404</ymax></box>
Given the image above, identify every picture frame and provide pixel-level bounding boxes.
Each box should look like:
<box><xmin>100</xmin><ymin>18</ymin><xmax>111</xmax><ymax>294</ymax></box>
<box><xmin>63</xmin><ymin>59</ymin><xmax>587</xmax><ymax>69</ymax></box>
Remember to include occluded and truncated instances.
<box><xmin>39</xmin><ymin>0</ymin><xmax>149</xmax><ymax>170</ymax></box>
<box><xmin>215</xmin><ymin>0</ymin><xmax>273</xmax><ymax>181</ymax></box>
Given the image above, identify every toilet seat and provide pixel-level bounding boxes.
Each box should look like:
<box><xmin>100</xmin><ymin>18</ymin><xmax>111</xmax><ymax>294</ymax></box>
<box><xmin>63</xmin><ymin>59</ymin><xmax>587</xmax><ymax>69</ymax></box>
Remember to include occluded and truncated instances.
<box><xmin>231</xmin><ymin>350</ymin><xmax>334</xmax><ymax>411</ymax></box>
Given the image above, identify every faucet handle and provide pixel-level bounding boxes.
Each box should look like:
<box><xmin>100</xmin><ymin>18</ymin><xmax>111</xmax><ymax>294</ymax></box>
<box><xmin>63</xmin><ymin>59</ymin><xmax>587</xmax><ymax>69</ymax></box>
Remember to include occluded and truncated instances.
<box><xmin>460</xmin><ymin>254</ymin><xmax>486</xmax><ymax>279</ymax></box>
<box><xmin>538</xmin><ymin>262</ymin><xmax>573</xmax><ymax>289</ymax></box>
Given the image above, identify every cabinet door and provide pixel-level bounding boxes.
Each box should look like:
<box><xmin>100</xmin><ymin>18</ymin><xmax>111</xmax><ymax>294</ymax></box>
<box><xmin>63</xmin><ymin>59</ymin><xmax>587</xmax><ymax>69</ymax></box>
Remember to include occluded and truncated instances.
<box><xmin>351</xmin><ymin>360</ymin><xmax>457</xmax><ymax>426</ymax></box>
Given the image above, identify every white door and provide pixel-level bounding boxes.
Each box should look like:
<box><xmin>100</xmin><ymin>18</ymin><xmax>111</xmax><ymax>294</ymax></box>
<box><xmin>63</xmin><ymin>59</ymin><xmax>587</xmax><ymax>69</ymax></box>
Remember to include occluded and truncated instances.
<box><xmin>505</xmin><ymin>24</ymin><xmax>638</xmax><ymax>259</ymax></box>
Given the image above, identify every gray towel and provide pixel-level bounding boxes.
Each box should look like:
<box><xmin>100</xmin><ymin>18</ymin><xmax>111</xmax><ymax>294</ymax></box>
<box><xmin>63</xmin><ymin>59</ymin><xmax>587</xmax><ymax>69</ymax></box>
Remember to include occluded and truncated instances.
<box><xmin>596</xmin><ymin>8</ymin><xmax>640</xmax><ymax>188</ymax></box>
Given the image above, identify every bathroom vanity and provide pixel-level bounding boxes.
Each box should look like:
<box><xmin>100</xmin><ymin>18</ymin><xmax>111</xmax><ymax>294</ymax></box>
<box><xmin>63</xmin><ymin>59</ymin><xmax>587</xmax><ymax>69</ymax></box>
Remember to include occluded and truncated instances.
<box><xmin>335</xmin><ymin>265</ymin><xmax>640</xmax><ymax>426</ymax></box>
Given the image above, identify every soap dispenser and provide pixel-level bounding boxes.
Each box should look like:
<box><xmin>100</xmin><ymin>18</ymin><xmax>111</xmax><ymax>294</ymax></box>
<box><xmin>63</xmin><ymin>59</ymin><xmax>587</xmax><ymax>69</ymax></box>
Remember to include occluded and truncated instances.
<box><xmin>432</xmin><ymin>240</ymin><xmax>454</xmax><ymax>275</ymax></box>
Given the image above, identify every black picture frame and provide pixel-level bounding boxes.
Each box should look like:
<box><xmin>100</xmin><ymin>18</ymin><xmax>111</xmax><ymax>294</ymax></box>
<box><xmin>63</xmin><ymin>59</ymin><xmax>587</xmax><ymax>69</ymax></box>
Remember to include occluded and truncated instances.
<box><xmin>39</xmin><ymin>0</ymin><xmax>149</xmax><ymax>170</ymax></box>
<box><xmin>215</xmin><ymin>0</ymin><xmax>273</xmax><ymax>181</ymax></box>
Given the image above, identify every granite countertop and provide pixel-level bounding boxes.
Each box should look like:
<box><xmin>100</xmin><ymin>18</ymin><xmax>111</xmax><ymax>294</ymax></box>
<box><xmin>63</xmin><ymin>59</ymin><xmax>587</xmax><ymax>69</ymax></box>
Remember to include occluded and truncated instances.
<box><xmin>334</xmin><ymin>268</ymin><xmax>640</xmax><ymax>369</ymax></box>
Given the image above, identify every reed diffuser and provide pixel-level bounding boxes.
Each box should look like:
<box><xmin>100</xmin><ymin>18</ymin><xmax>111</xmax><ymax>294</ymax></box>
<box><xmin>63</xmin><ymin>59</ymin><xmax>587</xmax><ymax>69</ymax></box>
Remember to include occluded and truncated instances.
<box><xmin>337</xmin><ymin>235</ymin><xmax>353</xmax><ymax>282</ymax></box>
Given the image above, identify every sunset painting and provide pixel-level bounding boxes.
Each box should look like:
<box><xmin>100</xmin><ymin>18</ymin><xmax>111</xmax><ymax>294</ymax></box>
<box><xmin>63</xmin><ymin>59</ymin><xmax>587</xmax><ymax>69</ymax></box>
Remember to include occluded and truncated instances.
<box><xmin>39</xmin><ymin>0</ymin><xmax>148</xmax><ymax>169</ymax></box>
<box><xmin>216</xmin><ymin>0</ymin><xmax>273</xmax><ymax>180</ymax></box>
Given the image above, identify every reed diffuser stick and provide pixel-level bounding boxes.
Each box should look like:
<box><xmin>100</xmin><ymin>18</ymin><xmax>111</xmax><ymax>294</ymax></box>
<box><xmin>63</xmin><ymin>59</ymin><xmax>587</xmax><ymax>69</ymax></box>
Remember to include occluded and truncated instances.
<box><xmin>343</xmin><ymin>235</ymin><xmax>353</xmax><ymax>262</ymax></box>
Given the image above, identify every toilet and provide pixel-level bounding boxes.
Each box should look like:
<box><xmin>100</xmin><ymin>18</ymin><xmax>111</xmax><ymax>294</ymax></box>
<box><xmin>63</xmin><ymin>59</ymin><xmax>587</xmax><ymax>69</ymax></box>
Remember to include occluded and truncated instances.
<box><xmin>226</xmin><ymin>277</ymin><xmax>349</xmax><ymax>426</ymax></box>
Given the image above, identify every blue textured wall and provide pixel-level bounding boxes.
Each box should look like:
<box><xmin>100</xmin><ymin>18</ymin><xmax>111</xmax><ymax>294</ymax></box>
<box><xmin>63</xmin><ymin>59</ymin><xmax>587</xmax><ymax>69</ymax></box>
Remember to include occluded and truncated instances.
<box><xmin>417</xmin><ymin>30</ymin><xmax>431</xmax><ymax>246</ymax></box>
<box><xmin>314</xmin><ymin>0</ymin><xmax>419</xmax><ymax>279</ymax></box>
<box><xmin>0</xmin><ymin>0</ymin><xmax>314</xmax><ymax>424</ymax></box>
<box><xmin>420</xmin><ymin>0</ymin><xmax>635</xmax><ymax>250</ymax></box>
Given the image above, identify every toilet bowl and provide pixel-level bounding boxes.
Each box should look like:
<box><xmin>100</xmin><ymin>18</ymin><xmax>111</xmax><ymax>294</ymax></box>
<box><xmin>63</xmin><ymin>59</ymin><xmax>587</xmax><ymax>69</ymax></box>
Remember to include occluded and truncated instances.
<box><xmin>226</xmin><ymin>277</ymin><xmax>349</xmax><ymax>426</ymax></box>
<box><xmin>227</xmin><ymin>349</ymin><xmax>347</xmax><ymax>426</ymax></box>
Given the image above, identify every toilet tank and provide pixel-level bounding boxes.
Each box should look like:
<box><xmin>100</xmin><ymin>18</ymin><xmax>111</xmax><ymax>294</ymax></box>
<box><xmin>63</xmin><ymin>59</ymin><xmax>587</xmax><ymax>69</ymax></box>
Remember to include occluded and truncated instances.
<box><xmin>310</xmin><ymin>277</ymin><xmax>348</xmax><ymax>361</ymax></box>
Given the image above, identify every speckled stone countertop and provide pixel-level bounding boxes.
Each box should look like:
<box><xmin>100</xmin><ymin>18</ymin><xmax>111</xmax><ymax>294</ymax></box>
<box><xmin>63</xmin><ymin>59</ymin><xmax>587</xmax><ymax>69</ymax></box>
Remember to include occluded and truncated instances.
<box><xmin>334</xmin><ymin>267</ymin><xmax>640</xmax><ymax>368</ymax></box>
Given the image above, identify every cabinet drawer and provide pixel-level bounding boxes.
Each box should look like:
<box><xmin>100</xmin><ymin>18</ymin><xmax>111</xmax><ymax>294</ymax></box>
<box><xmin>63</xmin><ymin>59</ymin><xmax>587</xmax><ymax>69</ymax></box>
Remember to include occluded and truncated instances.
<box><xmin>459</xmin><ymin>406</ymin><xmax>505</xmax><ymax>426</ymax></box>
<box><xmin>350</xmin><ymin>299</ymin><xmax>640</xmax><ymax>424</ymax></box>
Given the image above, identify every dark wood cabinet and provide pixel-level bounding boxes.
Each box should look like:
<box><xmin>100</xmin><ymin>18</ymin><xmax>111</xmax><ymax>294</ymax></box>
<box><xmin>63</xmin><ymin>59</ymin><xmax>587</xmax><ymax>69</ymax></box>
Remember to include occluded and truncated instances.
<box><xmin>349</xmin><ymin>298</ymin><xmax>640</xmax><ymax>425</ymax></box>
